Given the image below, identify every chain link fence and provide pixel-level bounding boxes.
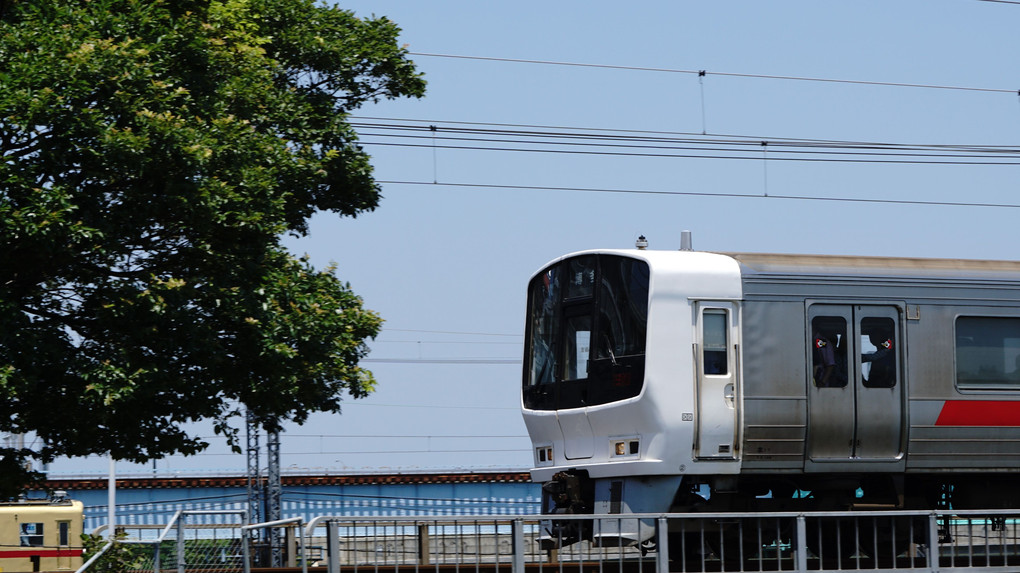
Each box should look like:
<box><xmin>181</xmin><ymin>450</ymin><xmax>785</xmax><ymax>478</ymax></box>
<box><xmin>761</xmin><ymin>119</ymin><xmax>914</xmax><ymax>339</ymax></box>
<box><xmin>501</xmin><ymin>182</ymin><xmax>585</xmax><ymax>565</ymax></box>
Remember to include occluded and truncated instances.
<box><xmin>80</xmin><ymin>510</ymin><xmax>250</xmax><ymax>573</ymax></box>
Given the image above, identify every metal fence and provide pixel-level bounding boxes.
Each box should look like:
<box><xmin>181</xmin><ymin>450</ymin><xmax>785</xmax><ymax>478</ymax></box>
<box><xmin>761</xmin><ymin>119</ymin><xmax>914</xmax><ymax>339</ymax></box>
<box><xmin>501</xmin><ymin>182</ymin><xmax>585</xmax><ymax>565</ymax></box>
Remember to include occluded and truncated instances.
<box><xmin>81</xmin><ymin>508</ymin><xmax>1020</xmax><ymax>573</ymax></box>
<box><xmin>80</xmin><ymin>510</ymin><xmax>250</xmax><ymax>573</ymax></box>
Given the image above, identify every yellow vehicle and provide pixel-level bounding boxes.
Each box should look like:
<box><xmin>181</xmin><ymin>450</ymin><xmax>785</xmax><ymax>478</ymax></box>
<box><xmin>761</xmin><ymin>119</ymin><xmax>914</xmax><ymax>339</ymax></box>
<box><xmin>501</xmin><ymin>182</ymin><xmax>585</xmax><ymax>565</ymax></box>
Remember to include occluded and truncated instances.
<box><xmin>0</xmin><ymin>497</ymin><xmax>83</xmax><ymax>572</ymax></box>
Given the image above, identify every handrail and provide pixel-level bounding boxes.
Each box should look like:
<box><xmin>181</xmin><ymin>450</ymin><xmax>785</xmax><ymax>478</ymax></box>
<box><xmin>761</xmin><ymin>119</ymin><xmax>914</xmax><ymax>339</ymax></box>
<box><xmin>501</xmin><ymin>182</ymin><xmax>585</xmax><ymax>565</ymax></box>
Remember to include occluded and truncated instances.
<box><xmin>245</xmin><ymin>516</ymin><xmax>305</xmax><ymax>573</ymax></box>
<box><xmin>75</xmin><ymin>540</ymin><xmax>113</xmax><ymax>573</ymax></box>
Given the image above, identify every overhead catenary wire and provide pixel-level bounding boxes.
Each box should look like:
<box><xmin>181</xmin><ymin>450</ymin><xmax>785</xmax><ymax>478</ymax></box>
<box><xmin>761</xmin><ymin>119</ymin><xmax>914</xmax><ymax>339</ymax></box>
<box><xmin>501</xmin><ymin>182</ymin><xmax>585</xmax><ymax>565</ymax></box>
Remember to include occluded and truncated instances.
<box><xmin>408</xmin><ymin>51</ymin><xmax>1019</xmax><ymax>95</ymax></box>
<box><xmin>378</xmin><ymin>180</ymin><xmax>1020</xmax><ymax>210</ymax></box>
<box><xmin>351</xmin><ymin>124</ymin><xmax>1020</xmax><ymax>166</ymax></box>
<box><xmin>352</xmin><ymin>115</ymin><xmax>1019</xmax><ymax>150</ymax></box>
<box><xmin>382</xmin><ymin>327</ymin><xmax>520</xmax><ymax>338</ymax></box>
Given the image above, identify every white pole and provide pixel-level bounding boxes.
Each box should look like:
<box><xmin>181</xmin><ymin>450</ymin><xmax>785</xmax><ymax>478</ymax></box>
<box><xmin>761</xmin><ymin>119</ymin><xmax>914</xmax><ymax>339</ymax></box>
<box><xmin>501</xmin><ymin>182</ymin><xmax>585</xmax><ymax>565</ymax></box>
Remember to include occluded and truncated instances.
<box><xmin>107</xmin><ymin>457</ymin><xmax>116</xmax><ymax>539</ymax></box>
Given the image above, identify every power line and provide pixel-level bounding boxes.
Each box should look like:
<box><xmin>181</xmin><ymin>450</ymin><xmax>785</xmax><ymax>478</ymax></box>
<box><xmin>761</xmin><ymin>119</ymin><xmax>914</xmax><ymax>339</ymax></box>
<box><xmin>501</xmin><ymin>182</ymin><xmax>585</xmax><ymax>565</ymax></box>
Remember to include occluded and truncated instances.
<box><xmin>409</xmin><ymin>52</ymin><xmax>1018</xmax><ymax>95</ymax></box>
<box><xmin>282</xmin><ymin>433</ymin><xmax>526</xmax><ymax>439</ymax></box>
<box><xmin>383</xmin><ymin>327</ymin><xmax>521</xmax><ymax>338</ymax></box>
<box><xmin>378</xmin><ymin>180</ymin><xmax>1020</xmax><ymax>210</ymax></box>
<box><xmin>362</xmin><ymin>357</ymin><xmax>519</xmax><ymax>364</ymax></box>
<box><xmin>352</xmin><ymin>119</ymin><xmax>1020</xmax><ymax>166</ymax></box>
<box><xmin>279</xmin><ymin>447</ymin><xmax>531</xmax><ymax>455</ymax></box>
<box><xmin>363</xmin><ymin>137</ymin><xmax>1020</xmax><ymax>166</ymax></box>
<box><xmin>377</xmin><ymin>340</ymin><xmax>519</xmax><ymax>345</ymax></box>
<box><xmin>352</xmin><ymin>113</ymin><xmax>1020</xmax><ymax>152</ymax></box>
<box><xmin>341</xmin><ymin>402</ymin><xmax>519</xmax><ymax>411</ymax></box>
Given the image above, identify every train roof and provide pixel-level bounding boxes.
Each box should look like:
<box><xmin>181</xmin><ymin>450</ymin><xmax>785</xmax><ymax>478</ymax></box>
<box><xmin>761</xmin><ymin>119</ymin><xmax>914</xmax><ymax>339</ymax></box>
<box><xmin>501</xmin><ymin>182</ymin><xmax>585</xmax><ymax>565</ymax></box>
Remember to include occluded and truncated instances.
<box><xmin>721</xmin><ymin>252</ymin><xmax>1020</xmax><ymax>280</ymax></box>
<box><xmin>535</xmin><ymin>249</ymin><xmax>1020</xmax><ymax>283</ymax></box>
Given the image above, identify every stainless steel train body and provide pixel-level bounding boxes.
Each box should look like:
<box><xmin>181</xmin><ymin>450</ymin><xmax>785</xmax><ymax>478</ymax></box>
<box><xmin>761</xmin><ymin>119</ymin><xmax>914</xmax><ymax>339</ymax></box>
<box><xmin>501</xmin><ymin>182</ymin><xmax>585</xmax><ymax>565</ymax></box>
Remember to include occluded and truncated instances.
<box><xmin>521</xmin><ymin>248</ymin><xmax>1020</xmax><ymax>545</ymax></box>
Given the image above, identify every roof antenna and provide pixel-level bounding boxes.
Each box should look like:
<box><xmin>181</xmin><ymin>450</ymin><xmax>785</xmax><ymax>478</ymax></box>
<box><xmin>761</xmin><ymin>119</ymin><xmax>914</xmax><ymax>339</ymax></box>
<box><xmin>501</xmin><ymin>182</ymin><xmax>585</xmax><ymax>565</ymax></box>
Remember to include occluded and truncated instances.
<box><xmin>680</xmin><ymin>230</ymin><xmax>693</xmax><ymax>251</ymax></box>
<box><xmin>635</xmin><ymin>235</ymin><xmax>648</xmax><ymax>250</ymax></box>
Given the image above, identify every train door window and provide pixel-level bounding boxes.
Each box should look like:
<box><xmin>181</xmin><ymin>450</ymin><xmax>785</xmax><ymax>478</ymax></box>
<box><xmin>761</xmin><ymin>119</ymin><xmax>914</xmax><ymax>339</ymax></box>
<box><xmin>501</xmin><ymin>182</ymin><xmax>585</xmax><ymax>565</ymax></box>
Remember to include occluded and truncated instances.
<box><xmin>703</xmin><ymin>310</ymin><xmax>729</xmax><ymax>375</ymax></box>
<box><xmin>58</xmin><ymin>521</ymin><xmax>70</xmax><ymax>546</ymax></box>
<box><xmin>20</xmin><ymin>522</ymin><xmax>44</xmax><ymax>546</ymax></box>
<box><xmin>861</xmin><ymin>317</ymin><xmax>896</xmax><ymax>388</ymax></box>
<box><xmin>811</xmin><ymin>316</ymin><xmax>848</xmax><ymax>388</ymax></box>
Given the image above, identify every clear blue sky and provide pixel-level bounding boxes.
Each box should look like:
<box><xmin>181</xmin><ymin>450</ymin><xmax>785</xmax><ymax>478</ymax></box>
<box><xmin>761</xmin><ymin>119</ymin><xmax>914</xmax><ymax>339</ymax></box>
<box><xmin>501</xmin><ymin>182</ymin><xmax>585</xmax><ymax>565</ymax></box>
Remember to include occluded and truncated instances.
<box><xmin>46</xmin><ymin>0</ymin><xmax>1020</xmax><ymax>477</ymax></box>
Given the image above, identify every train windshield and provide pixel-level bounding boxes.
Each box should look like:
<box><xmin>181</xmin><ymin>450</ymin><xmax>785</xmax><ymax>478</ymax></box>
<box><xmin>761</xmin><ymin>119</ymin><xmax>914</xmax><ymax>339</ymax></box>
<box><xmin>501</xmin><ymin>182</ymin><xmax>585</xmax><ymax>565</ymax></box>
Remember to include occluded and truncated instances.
<box><xmin>523</xmin><ymin>254</ymin><xmax>648</xmax><ymax>410</ymax></box>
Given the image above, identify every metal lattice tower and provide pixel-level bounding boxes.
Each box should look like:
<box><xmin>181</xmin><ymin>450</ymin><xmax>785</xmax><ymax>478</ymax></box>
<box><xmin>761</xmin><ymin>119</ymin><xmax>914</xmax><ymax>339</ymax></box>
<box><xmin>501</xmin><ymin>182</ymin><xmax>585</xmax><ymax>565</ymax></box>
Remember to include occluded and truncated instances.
<box><xmin>245</xmin><ymin>411</ymin><xmax>263</xmax><ymax>531</ymax></box>
<box><xmin>266</xmin><ymin>430</ymin><xmax>282</xmax><ymax>566</ymax></box>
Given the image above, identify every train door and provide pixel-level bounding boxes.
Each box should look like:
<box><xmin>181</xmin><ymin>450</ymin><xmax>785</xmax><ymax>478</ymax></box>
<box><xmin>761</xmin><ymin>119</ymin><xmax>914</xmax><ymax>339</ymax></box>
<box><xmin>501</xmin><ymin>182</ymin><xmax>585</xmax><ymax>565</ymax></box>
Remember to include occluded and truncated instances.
<box><xmin>806</xmin><ymin>304</ymin><xmax>904</xmax><ymax>461</ymax></box>
<box><xmin>695</xmin><ymin>302</ymin><xmax>740</xmax><ymax>459</ymax></box>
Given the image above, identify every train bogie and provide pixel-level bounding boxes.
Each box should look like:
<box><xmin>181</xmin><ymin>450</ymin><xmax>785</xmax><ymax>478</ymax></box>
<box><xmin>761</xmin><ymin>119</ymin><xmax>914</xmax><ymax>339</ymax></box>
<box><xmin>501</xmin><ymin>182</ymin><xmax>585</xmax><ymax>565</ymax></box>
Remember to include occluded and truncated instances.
<box><xmin>522</xmin><ymin>247</ymin><xmax>1020</xmax><ymax>546</ymax></box>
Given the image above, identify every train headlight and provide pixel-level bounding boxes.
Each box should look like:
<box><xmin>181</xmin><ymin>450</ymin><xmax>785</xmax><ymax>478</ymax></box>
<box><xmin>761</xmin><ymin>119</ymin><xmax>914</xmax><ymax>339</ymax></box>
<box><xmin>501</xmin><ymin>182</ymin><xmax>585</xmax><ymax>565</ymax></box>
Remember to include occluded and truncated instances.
<box><xmin>610</xmin><ymin>437</ymin><xmax>640</xmax><ymax>459</ymax></box>
<box><xmin>535</xmin><ymin>445</ymin><xmax>554</xmax><ymax>466</ymax></box>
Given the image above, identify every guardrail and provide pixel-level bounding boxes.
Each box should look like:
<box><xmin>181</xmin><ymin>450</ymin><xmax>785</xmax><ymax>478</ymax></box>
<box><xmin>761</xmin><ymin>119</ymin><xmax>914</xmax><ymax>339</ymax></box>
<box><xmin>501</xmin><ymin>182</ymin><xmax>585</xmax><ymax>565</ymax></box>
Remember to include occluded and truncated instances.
<box><xmin>84</xmin><ymin>508</ymin><xmax>1020</xmax><ymax>572</ymax></box>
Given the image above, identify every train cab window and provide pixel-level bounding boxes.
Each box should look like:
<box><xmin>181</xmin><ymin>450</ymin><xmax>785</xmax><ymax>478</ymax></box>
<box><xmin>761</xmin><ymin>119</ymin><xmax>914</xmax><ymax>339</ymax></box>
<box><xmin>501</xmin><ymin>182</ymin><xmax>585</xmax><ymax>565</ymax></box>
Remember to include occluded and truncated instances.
<box><xmin>527</xmin><ymin>267</ymin><xmax>561</xmax><ymax>387</ymax></box>
<box><xmin>563</xmin><ymin>314</ymin><xmax>591</xmax><ymax>381</ymax></box>
<box><xmin>565</xmin><ymin>256</ymin><xmax>596</xmax><ymax>299</ymax></box>
<box><xmin>861</xmin><ymin>317</ymin><xmax>897</xmax><ymax>388</ymax></box>
<box><xmin>811</xmin><ymin>316</ymin><xmax>848</xmax><ymax>388</ymax></box>
<box><xmin>956</xmin><ymin>316</ymin><xmax>1020</xmax><ymax>389</ymax></box>
<box><xmin>703</xmin><ymin>310</ymin><xmax>729</xmax><ymax>375</ymax></box>
<box><xmin>523</xmin><ymin>255</ymin><xmax>649</xmax><ymax>410</ymax></box>
<box><xmin>20</xmin><ymin>522</ymin><xmax>44</xmax><ymax>546</ymax></box>
<box><xmin>596</xmin><ymin>258</ymin><xmax>648</xmax><ymax>361</ymax></box>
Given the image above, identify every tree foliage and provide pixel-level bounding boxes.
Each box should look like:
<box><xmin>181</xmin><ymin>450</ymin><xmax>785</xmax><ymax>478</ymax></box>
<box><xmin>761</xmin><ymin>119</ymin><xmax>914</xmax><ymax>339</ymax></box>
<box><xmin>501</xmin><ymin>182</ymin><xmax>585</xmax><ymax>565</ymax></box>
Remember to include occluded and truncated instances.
<box><xmin>0</xmin><ymin>0</ymin><xmax>425</xmax><ymax>495</ymax></box>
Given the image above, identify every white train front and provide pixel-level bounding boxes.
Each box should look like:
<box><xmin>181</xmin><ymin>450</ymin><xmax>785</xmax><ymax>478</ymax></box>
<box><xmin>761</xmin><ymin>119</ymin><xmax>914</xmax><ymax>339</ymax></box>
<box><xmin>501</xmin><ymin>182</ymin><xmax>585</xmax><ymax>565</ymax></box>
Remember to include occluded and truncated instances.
<box><xmin>521</xmin><ymin>245</ymin><xmax>1020</xmax><ymax>547</ymax></box>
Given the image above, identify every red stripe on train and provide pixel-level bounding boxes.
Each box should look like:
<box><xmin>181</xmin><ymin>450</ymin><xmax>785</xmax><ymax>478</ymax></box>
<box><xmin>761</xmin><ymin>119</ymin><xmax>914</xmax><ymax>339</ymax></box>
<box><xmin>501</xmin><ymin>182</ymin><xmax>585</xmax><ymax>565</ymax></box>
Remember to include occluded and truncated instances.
<box><xmin>935</xmin><ymin>400</ymin><xmax>1020</xmax><ymax>426</ymax></box>
<box><xmin>0</xmin><ymin>549</ymin><xmax>83</xmax><ymax>558</ymax></box>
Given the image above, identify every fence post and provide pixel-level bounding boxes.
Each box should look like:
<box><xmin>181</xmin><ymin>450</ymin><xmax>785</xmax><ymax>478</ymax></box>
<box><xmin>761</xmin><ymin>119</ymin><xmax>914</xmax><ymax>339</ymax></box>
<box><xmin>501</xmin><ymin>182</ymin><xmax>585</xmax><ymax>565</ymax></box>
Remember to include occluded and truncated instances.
<box><xmin>241</xmin><ymin>521</ymin><xmax>251</xmax><ymax>573</ymax></box>
<box><xmin>655</xmin><ymin>517</ymin><xmax>669</xmax><ymax>573</ymax></box>
<box><xmin>795</xmin><ymin>515</ymin><xmax>808</xmax><ymax>572</ymax></box>
<box><xmin>511</xmin><ymin>519</ymin><xmax>525</xmax><ymax>573</ymax></box>
<box><xmin>326</xmin><ymin>521</ymin><xmax>340</xmax><ymax>573</ymax></box>
<box><xmin>416</xmin><ymin>523</ymin><xmax>430</xmax><ymax>565</ymax></box>
<box><xmin>153</xmin><ymin>541</ymin><xmax>160</xmax><ymax>573</ymax></box>
<box><xmin>285</xmin><ymin>527</ymin><xmax>297</xmax><ymax>568</ymax></box>
<box><xmin>928</xmin><ymin>513</ymin><xmax>941</xmax><ymax>570</ymax></box>
<box><xmin>176</xmin><ymin>516</ymin><xmax>186</xmax><ymax>573</ymax></box>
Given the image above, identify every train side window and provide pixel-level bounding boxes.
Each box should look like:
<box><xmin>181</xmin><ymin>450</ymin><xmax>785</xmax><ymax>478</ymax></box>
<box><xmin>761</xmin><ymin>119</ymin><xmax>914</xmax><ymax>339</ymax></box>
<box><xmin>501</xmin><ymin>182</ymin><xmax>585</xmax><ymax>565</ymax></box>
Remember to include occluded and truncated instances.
<box><xmin>861</xmin><ymin>317</ymin><xmax>897</xmax><ymax>388</ymax></box>
<box><xmin>20</xmin><ymin>522</ymin><xmax>44</xmax><ymax>546</ymax></box>
<box><xmin>58</xmin><ymin>521</ymin><xmax>70</xmax><ymax>546</ymax></box>
<box><xmin>811</xmin><ymin>316</ymin><xmax>848</xmax><ymax>388</ymax></box>
<box><xmin>703</xmin><ymin>310</ymin><xmax>728</xmax><ymax>375</ymax></box>
<box><xmin>956</xmin><ymin>316</ymin><xmax>1020</xmax><ymax>389</ymax></box>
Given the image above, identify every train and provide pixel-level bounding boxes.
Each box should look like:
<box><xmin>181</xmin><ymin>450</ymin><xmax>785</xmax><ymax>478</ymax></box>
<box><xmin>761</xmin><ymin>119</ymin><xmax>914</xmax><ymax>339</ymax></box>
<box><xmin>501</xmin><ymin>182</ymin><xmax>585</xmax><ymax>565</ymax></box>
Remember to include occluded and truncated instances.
<box><xmin>0</xmin><ymin>495</ymin><xmax>84</xmax><ymax>572</ymax></box>
<box><xmin>521</xmin><ymin>240</ymin><xmax>1020</xmax><ymax>551</ymax></box>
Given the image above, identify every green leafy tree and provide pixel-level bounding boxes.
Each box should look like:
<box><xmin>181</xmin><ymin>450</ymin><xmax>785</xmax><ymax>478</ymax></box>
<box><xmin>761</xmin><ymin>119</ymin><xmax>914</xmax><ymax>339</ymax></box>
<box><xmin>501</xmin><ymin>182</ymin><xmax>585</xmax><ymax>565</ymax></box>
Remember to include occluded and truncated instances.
<box><xmin>0</xmin><ymin>0</ymin><xmax>425</xmax><ymax>496</ymax></box>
